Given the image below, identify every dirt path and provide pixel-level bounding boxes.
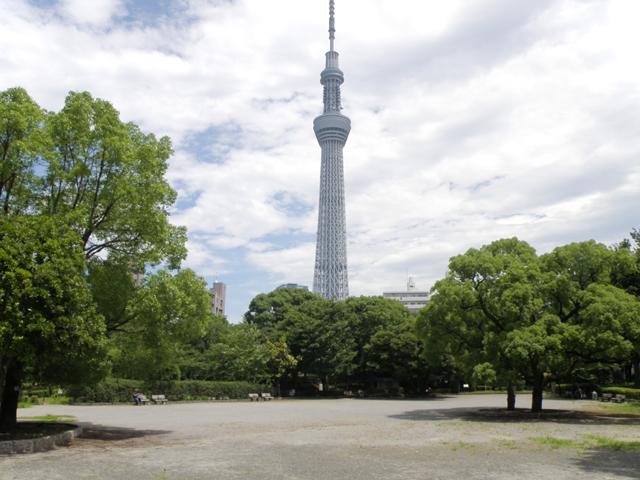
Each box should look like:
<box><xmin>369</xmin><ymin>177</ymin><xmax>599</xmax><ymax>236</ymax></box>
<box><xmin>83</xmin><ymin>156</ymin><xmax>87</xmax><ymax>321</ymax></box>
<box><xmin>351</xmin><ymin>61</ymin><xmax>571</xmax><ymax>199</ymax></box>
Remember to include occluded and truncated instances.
<box><xmin>1</xmin><ymin>395</ymin><xmax>638</xmax><ymax>479</ymax></box>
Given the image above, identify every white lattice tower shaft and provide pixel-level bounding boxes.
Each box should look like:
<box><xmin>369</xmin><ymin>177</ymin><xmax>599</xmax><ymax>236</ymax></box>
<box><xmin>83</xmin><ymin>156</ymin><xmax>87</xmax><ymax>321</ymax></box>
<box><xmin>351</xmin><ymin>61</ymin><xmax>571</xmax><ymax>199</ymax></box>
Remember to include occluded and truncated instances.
<box><xmin>313</xmin><ymin>0</ymin><xmax>350</xmax><ymax>300</ymax></box>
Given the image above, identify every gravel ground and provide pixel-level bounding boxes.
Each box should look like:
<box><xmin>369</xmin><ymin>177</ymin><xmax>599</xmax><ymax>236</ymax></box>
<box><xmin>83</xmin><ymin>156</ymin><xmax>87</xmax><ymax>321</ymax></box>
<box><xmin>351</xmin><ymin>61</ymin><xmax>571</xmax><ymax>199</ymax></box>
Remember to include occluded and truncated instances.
<box><xmin>1</xmin><ymin>394</ymin><xmax>639</xmax><ymax>479</ymax></box>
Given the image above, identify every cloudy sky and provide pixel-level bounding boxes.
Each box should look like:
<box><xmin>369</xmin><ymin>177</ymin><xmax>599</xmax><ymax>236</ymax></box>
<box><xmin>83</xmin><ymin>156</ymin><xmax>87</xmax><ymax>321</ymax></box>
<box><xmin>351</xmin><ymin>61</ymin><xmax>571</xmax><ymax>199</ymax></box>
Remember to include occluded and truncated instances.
<box><xmin>2</xmin><ymin>0</ymin><xmax>639</xmax><ymax>322</ymax></box>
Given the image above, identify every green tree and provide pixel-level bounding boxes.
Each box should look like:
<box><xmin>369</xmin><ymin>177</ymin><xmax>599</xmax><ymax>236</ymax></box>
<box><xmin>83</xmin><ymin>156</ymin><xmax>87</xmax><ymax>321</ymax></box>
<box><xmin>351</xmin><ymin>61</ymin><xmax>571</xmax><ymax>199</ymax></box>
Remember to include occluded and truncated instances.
<box><xmin>364</xmin><ymin>316</ymin><xmax>426</xmax><ymax>391</ymax></box>
<box><xmin>471</xmin><ymin>363</ymin><xmax>497</xmax><ymax>390</ymax></box>
<box><xmin>610</xmin><ymin>229</ymin><xmax>640</xmax><ymax>385</ymax></box>
<box><xmin>244</xmin><ymin>288</ymin><xmax>317</xmax><ymax>332</ymax></box>
<box><xmin>0</xmin><ymin>87</ymin><xmax>45</xmax><ymax>215</ymax></box>
<box><xmin>418</xmin><ymin>238</ymin><xmax>640</xmax><ymax>412</ymax></box>
<box><xmin>109</xmin><ymin>269</ymin><xmax>212</xmax><ymax>383</ymax></box>
<box><xmin>42</xmin><ymin>91</ymin><xmax>186</xmax><ymax>267</ymax></box>
<box><xmin>277</xmin><ymin>297</ymin><xmax>356</xmax><ymax>387</ymax></box>
<box><xmin>0</xmin><ymin>216</ymin><xmax>107</xmax><ymax>430</ymax></box>
<box><xmin>343</xmin><ymin>296</ymin><xmax>414</xmax><ymax>381</ymax></box>
<box><xmin>178</xmin><ymin>314</ymin><xmax>230</xmax><ymax>380</ymax></box>
<box><xmin>418</xmin><ymin>238</ymin><xmax>541</xmax><ymax>409</ymax></box>
<box><xmin>87</xmin><ymin>259</ymin><xmax>138</xmax><ymax>334</ymax></box>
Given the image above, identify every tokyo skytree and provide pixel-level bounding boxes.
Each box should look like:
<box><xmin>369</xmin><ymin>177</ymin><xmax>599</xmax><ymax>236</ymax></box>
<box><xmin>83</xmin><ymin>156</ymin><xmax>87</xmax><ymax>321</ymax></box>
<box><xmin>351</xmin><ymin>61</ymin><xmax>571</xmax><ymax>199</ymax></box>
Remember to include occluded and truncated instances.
<box><xmin>312</xmin><ymin>0</ymin><xmax>350</xmax><ymax>300</ymax></box>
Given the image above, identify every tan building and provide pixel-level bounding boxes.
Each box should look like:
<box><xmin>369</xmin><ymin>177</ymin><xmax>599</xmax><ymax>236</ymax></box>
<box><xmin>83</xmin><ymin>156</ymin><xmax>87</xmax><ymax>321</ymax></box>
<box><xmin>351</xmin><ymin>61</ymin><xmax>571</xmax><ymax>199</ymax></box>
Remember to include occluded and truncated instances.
<box><xmin>210</xmin><ymin>282</ymin><xmax>226</xmax><ymax>317</ymax></box>
<box><xmin>383</xmin><ymin>277</ymin><xmax>429</xmax><ymax>314</ymax></box>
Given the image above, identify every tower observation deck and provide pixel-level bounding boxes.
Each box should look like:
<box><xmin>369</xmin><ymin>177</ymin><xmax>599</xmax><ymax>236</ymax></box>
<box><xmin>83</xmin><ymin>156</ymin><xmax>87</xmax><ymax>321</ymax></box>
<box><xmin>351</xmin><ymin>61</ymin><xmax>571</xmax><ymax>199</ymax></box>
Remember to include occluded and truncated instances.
<box><xmin>312</xmin><ymin>0</ymin><xmax>350</xmax><ymax>300</ymax></box>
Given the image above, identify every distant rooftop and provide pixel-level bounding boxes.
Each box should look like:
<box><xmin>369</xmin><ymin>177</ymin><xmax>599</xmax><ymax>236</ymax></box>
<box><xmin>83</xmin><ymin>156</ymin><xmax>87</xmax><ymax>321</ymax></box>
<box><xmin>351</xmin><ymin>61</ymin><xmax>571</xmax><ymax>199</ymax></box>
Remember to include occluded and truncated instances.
<box><xmin>276</xmin><ymin>283</ymin><xmax>309</xmax><ymax>291</ymax></box>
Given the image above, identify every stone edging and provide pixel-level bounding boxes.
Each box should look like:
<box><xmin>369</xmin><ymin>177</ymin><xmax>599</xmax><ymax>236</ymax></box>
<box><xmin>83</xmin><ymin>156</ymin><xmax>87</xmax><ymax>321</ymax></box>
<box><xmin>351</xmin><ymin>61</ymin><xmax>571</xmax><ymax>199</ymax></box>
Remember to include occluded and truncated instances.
<box><xmin>0</xmin><ymin>424</ymin><xmax>82</xmax><ymax>455</ymax></box>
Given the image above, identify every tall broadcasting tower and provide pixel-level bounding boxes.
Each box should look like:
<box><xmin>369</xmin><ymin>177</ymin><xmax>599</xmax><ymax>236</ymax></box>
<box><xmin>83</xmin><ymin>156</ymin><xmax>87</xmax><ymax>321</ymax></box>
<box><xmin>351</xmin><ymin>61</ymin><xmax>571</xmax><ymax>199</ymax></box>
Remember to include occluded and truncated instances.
<box><xmin>312</xmin><ymin>0</ymin><xmax>350</xmax><ymax>300</ymax></box>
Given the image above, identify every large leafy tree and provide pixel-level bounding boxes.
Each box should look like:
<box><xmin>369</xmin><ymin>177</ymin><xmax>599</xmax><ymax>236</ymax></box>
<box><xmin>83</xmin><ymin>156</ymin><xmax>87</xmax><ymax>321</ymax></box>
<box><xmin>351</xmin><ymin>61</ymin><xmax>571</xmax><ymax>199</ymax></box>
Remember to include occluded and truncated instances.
<box><xmin>42</xmin><ymin>91</ymin><xmax>186</xmax><ymax>267</ymax></box>
<box><xmin>1</xmin><ymin>87</ymin><xmax>191</xmax><ymax>421</ymax></box>
<box><xmin>418</xmin><ymin>238</ymin><xmax>640</xmax><ymax>412</ymax></box>
<box><xmin>418</xmin><ymin>238</ymin><xmax>542</xmax><ymax>409</ymax></box>
<box><xmin>278</xmin><ymin>298</ymin><xmax>357</xmax><ymax>387</ymax></box>
<box><xmin>364</xmin><ymin>316</ymin><xmax>427</xmax><ymax>391</ymax></box>
<box><xmin>610</xmin><ymin>229</ymin><xmax>640</xmax><ymax>385</ymax></box>
<box><xmin>109</xmin><ymin>269</ymin><xmax>212</xmax><ymax>383</ymax></box>
<box><xmin>0</xmin><ymin>88</ymin><xmax>44</xmax><ymax>215</ymax></box>
<box><xmin>244</xmin><ymin>288</ymin><xmax>317</xmax><ymax>332</ymax></box>
<box><xmin>0</xmin><ymin>216</ymin><xmax>107</xmax><ymax>430</ymax></box>
<box><xmin>343</xmin><ymin>296</ymin><xmax>415</xmax><ymax>381</ymax></box>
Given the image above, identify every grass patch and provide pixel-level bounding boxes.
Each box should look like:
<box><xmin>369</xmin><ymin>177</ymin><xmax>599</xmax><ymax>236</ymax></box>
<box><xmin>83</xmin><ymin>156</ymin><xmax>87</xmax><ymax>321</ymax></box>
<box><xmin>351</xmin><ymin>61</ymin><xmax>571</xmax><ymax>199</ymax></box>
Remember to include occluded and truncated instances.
<box><xmin>496</xmin><ymin>439</ymin><xmax>519</xmax><ymax>450</ymax></box>
<box><xmin>586</xmin><ymin>402</ymin><xmax>640</xmax><ymax>416</ymax></box>
<box><xmin>18</xmin><ymin>396</ymin><xmax>71</xmax><ymax>408</ymax></box>
<box><xmin>583</xmin><ymin>435</ymin><xmax>640</xmax><ymax>450</ymax></box>
<box><xmin>20</xmin><ymin>414</ymin><xmax>76</xmax><ymax>423</ymax></box>
<box><xmin>450</xmin><ymin>441</ymin><xmax>475</xmax><ymax>451</ymax></box>
<box><xmin>532</xmin><ymin>436</ymin><xmax>585</xmax><ymax>449</ymax></box>
<box><xmin>531</xmin><ymin>435</ymin><xmax>640</xmax><ymax>451</ymax></box>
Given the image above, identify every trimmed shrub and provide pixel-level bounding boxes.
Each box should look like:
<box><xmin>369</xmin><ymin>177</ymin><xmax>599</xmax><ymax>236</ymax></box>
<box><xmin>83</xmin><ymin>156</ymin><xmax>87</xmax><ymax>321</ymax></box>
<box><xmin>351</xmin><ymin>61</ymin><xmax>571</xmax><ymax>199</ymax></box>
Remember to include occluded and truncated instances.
<box><xmin>67</xmin><ymin>378</ymin><xmax>267</xmax><ymax>403</ymax></box>
<box><xmin>67</xmin><ymin>378</ymin><xmax>141</xmax><ymax>403</ymax></box>
<box><xmin>600</xmin><ymin>387</ymin><xmax>640</xmax><ymax>400</ymax></box>
<box><xmin>159</xmin><ymin>380</ymin><xmax>267</xmax><ymax>401</ymax></box>
<box><xmin>552</xmin><ymin>383</ymin><xmax>599</xmax><ymax>398</ymax></box>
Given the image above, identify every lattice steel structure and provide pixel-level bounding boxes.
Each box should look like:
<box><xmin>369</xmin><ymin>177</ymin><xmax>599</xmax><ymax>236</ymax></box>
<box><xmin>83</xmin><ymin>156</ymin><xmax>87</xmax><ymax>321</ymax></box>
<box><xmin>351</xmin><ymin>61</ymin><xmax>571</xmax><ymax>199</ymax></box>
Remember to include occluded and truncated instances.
<box><xmin>312</xmin><ymin>0</ymin><xmax>350</xmax><ymax>300</ymax></box>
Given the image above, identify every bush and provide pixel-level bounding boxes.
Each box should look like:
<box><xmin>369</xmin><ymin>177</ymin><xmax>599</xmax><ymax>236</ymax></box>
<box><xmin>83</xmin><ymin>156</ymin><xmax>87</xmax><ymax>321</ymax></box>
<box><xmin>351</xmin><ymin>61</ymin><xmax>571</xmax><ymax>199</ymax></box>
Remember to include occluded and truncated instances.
<box><xmin>160</xmin><ymin>380</ymin><xmax>267</xmax><ymax>401</ymax></box>
<box><xmin>552</xmin><ymin>383</ymin><xmax>599</xmax><ymax>398</ymax></box>
<box><xmin>600</xmin><ymin>387</ymin><xmax>640</xmax><ymax>400</ymax></box>
<box><xmin>67</xmin><ymin>378</ymin><xmax>268</xmax><ymax>403</ymax></box>
<box><xmin>67</xmin><ymin>378</ymin><xmax>141</xmax><ymax>403</ymax></box>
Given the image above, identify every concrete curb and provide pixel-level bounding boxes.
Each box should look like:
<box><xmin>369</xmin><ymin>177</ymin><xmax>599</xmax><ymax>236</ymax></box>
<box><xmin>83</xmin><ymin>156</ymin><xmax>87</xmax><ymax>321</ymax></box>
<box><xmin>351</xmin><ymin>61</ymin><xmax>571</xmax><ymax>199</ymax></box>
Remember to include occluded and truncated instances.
<box><xmin>0</xmin><ymin>424</ymin><xmax>82</xmax><ymax>455</ymax></box>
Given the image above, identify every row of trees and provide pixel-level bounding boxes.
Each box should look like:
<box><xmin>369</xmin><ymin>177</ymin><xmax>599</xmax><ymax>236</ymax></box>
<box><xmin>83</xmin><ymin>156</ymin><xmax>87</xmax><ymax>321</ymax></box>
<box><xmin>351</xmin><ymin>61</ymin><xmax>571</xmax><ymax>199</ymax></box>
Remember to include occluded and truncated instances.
<box><xmin>418</xmin><ymin>236</ymin><xmax>640</xmax><ymax>411</ymax></box>
<box><xmin>243</xmin><ymin>289</ymin><xmax>427</xmax><ymax>394</ymax></box>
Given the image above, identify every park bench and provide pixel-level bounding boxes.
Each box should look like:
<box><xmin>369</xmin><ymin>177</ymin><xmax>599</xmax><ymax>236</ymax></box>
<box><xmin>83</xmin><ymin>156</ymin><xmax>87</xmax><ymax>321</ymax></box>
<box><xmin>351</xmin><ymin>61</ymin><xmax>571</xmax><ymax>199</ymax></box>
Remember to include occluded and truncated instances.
<box><xmin>613</xmin><ymin>394</ymin><xmax>626</xmax><ymax>403</ymax></box>
<box><xmin>599</xmin><ymin>393</ymin><xmax>613</xmax><ymax>402</ymax></box>
<box><xmin>151</xmin><ymin>394</ymin><xmax>168</xmax><ymax>404</ymax></box>
<box><xmin>248</xmin><ymin>393</ymin><xmax>260</xmax><ymax>402</ymax></box>
<box><xmin>261</xmin><ymin>393</ymin><xmax>273</xmax><ymax>401</ymax></box>
<box><xmin>134</xmin><ymin>394</ymin><xmax>150</xmax><ymax>405</ymax></box>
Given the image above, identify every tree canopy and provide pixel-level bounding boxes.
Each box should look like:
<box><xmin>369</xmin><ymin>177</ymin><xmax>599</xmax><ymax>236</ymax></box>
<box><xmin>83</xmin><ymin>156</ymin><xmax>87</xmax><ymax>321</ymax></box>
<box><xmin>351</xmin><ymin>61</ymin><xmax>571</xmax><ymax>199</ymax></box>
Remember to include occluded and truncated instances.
<box><xmin>0</xmin><ymin>216</ymin><xmax>107</xmax><ymax>430</ymax></box>
<box><xmin>0</xmin><ymin>87</ymin><xmax>188</xmax><ymax>429</ymax></box>
<box><xmin>417</xmin><ymin>237</ymin><xmax>640</xmax><ymax>411</ymax></box>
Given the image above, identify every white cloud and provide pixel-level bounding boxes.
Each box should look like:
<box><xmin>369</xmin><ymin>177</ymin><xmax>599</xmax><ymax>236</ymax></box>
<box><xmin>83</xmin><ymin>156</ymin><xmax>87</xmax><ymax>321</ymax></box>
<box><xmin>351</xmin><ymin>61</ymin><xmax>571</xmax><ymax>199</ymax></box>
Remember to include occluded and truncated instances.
<box><xmin>2</xmin><ymin>0</ymin><xmax>639</xmax><ymax>320</ymax></box>
<box><xmin>60</xmin><ymin>0</ymin><xmax>124</xmax><ymax>26</ymax></box>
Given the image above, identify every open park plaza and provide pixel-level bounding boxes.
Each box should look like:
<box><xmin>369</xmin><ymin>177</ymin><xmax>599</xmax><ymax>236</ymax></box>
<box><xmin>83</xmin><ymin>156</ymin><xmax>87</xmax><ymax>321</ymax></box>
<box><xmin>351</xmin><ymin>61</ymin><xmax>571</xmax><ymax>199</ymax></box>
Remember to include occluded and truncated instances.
<box><xmin>1</xmin><ymin>394</ymin><xmax>639</xmax><ymax>479</ymax></box>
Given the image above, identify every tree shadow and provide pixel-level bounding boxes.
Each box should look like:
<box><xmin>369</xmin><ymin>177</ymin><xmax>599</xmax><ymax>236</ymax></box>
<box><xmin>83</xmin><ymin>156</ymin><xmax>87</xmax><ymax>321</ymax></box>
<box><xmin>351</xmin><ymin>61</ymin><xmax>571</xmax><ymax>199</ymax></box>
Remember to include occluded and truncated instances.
<box><xmin>78</xmin><ymin>423</ymin><xmax>171</xmax><ymax>441</ymax></box>
<box><xmin>389</xmin><ymin>407</ymin><xmax>640</xmax><ymax>425</ymax></box>
<box><xmin>575</xmin><ymin>448</ymin><xmax>640</xmax><ymax>479</ymax></box>
<box><xmin>354</xmin><ymin>395</ymin><xmax>453</xmax><ymax>402</ymax></box>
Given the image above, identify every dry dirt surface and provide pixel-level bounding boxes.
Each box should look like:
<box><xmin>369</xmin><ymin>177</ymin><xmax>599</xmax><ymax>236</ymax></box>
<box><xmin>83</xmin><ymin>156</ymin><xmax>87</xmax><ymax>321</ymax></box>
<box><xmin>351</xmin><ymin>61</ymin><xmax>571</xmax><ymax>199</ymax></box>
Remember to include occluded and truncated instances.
<box><xmin>1</xmin><ymin>394</ymin><xmax>639</xmax><ymax>480</ymax></box>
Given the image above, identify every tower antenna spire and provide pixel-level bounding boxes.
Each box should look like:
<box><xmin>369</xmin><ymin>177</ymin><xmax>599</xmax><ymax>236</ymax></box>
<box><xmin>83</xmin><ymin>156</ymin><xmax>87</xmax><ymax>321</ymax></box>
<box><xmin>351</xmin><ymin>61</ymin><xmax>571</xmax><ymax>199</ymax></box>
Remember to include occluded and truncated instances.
<box><xmin>329</xmin><ymin>0</ymin><xmax>335</xmax><ymax>51</ymax></box>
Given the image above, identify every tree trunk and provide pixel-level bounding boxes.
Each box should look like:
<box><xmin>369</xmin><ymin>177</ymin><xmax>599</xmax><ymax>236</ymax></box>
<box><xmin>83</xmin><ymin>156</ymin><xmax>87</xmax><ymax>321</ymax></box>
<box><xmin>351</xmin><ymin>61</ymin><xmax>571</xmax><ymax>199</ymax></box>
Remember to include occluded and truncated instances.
<box><xmin>0</xmin><ymin>358</ymin><xmax>7</xmax><ymax>408</ymax></box>
<box><xmin>507</xmin><ymin>381</ymin><xmax>516</xmax><ymax>411</ymax></box>
<box><xmin>531</xmin><ymin>373</ymin><xmax>544</xmax><ymax>413</ymax></box>
<box><xmin>634</xmin><ymin>357</ymin><xmax>640</xmax><ymax>388</ymax></box>
<box><xmin>0</xmin><ymin>362</ymin><xmax>21</xmax><ymax>432</ymax></box>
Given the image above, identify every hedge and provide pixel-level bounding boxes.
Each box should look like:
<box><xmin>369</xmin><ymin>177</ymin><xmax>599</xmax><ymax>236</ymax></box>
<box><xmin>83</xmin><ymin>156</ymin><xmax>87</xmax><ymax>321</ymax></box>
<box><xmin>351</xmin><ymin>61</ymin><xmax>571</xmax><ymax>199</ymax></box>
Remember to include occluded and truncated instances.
<box><xmin>600</xmin><ymin>387</ymin><xmax>640</xmax><ymax>400</ymax></box>
<box><xmin>552</xmin><ymin>383</ymin><xmax>599</xmax><ymax>398</ymax></box>
<box><xmin>67</xmin><ymin>378</ymin><xmax>268</xmax><ymax>403</ymax></box>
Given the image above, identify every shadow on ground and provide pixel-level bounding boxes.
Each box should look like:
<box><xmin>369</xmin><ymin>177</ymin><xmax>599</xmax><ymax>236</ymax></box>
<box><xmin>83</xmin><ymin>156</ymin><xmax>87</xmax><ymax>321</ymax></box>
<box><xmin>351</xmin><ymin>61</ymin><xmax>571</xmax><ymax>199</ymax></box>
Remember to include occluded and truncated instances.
<box><xmin>575</xmin><ymin>448</ymin><xmax>640</xmax><ymax>479</ymax></box>
<box><xmin>79</xmin><ymin>423</ymin><xmax>171</xmax><ymax>441</ymax></box>
<box><xmin>389</xmin><ymin>407</ymin><xmax>640</xmax><ymax>425</ymax></box>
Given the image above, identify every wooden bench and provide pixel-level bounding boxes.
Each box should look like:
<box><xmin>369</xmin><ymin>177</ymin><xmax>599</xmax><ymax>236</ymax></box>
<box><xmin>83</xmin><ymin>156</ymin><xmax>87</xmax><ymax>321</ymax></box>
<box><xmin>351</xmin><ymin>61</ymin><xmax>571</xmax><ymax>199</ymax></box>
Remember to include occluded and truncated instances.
<box><xmin>151</xmin><ymin>394</ymin><xmax>168</xmax><ymax>404</ymax></box>
<box><xmin>599</xmin><ymin>393</ymin><xmax>613</xmax><ymax>402</ymax></box>
<box><xmin>134</xmin><ymin>394</ymin><xmax>150</xmax><ymax>405</ymax></box>
<box><xmin>261</xmin><ymin>393</ymin><xmax>273</xmax><ymax>401</ymax></box>
<box><xmin>248</xmin><ymin>393</ymin><xmax>260</xmax><ymax>402</ymax></box>
<box><xmin>613</xmin><ymin>394</ymin><xmax>626</xmax><ymax>403</ymax></box>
